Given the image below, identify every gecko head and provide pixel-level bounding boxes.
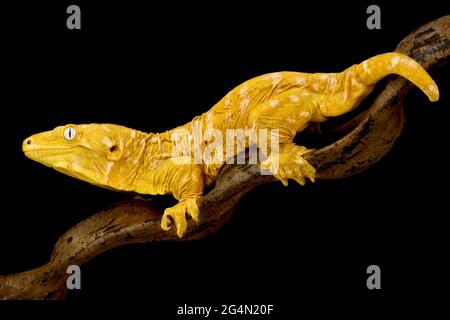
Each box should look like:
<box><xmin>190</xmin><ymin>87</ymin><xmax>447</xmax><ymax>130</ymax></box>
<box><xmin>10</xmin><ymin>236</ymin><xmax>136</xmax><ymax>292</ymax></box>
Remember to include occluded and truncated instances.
<box><xmin>23</xmin><ymin>123</ymin><xmax>145</xmax><ymax>190</ymax></box>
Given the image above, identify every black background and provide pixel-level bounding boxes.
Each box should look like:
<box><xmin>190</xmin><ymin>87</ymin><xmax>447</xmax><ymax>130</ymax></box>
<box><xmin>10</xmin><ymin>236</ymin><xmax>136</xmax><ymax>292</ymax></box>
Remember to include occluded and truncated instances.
<box><xmin>1</xmin><ymin>0</ymin><xmax>449</xmax><ymax>317</ymax></box>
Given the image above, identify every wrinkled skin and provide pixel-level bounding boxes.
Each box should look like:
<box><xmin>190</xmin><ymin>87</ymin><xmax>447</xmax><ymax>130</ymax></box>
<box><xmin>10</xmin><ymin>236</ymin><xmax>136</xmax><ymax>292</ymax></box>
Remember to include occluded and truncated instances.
<box><xmin>23</xmin><ymin>52</ymin><xmax>439</xmax><ymax>237</ymax></box>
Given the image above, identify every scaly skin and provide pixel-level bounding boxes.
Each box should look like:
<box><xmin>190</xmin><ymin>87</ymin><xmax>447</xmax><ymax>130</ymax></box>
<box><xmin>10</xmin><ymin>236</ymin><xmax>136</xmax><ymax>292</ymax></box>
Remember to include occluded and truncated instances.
<box><xmin>23</xmin><ymin>53</ymin><xmax>439</xmax><ymax>237</ymax></box>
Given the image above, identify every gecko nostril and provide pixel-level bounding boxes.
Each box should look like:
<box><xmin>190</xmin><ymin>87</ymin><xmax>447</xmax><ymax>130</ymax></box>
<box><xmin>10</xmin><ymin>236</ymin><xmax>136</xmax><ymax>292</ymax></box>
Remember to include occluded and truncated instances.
<box><xmin>26</xmin><ymin>139</ymin><xmax>32</xmax><ymax>145</ymax></box>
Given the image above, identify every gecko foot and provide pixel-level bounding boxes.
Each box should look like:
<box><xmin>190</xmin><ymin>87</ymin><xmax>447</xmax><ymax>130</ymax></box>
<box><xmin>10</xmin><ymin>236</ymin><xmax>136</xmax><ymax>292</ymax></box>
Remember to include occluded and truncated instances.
<box><xmin>261</xmin><ymin>148</ymin><xmax>316</xmax><ymax>186</ymax></box>
<box><xmin>161</xmin><ymin>198</ymin><xmax>200</xmax><ymax>237</ymax></box>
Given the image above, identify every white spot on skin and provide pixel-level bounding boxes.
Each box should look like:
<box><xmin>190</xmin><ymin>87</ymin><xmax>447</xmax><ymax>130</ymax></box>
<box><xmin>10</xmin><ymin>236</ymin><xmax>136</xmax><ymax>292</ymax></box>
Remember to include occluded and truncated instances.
<box><xmin>82</xmin><ymin>141</ymin><xmax>92</xmax><ymax>149</ymax></box>
<box><xmin>71</xmin><ymin>156</ymin><xmax>81</xmax><ymax>171</ymax></box>
<box><xmin>296</xmin><ymin>77</ymin><xmax>307</xmax><ymax>86</ymax></box>
<box><xmin>295</xmin><ymin>158</ymin><xmax>306</xmax><ymax>165</ymax></box>
<box><xmin>404</xmin><ymin>58</ymin><xmax>417</xmax><ymax>68</ymax></box>
<box><xmin>224</xmin><ymin>93</ymin><xmax>231</xmax><ymax>107</ymax></box>
<box><xmin>390</xmin><ymin>56</ymin><xmax>400</xmax><ymax>68</ymax></box>
<box><xmin>320</xmin><ymin>74</ymin><xmax>337</xmax><ymax>89</ymax></box>
<box><xmin>138</xmin><ymin>137</ymin><xmax>146</xmax><ymax>147</ymax></box>
<box><xmin>299</xmin><ymin>111</ymin><xmax>310</xmax><ymax>118</ymax></box>
<box><xmin>206</xmin><ymin>115</ymin><xmax>215</xmax><ymax>131</ymax></box>
<box><xmin>342</xmin><ymin>87</ymin><xmax>352</xmax><ymax>101</ymax></box>
<box><xmin>151</xmin><ymin>136</ymin><xmax>160</xmax><ymax>144</ymax></box>
<box><xmin>362</xmin><ymin>61</ymin><xmax>368</xmax><ymax>72</ymax></box>
<box><xmin>261</xmin><ymin>73</ymin><xmax>282</xmax><ymax>84</ymax></box>
<box><xmin>131</xmin><ymin>131</ymin><xmax>136</xmax><ymax>139</ymax></box>
<box><xmin>240</xmin><ymin>98</ymin><xmax>251</xmax><ymax>113</ymax></box>
<box><xmin>351</xmin><ymin>77</ymin><xmax>360</xmax><ymax>87</ymax></box>
<box><xmin>239</xmin><ymin>85</ymin><xmax>248</xmax><ymax>96</ymax></box>
<box><xmin>271</xmin><ymin>73</ymin><xmax>282</xmax><ymax>86</ymax></box>
<box><xmin>102</xmin><ymin>137</ymin><xmax>113</xmax><ymax>147</ymax></box>
<box><xmin>362</xmin><ymin>60</ymin><xmax>373</xmax><ymax>76</ymax></box>
<box><xmin>269</xmin><ymin>99</ymin><xmax>279</xmax><ymax>108</ymax></box>
<box><xmin>328</xmin><ymin>76</ymin><xmax>337</xmax><ymax>88</ymax></box>
<box><xmin>287</xmin><ymin>118</ymin><xmax>296</xmax><ymax>124</ymax></box>
<box><xmin>206</xmin><ymin>112</ymin><xmax>213</xmax><ymax>124</ymax></box>
<box><xmin>105</xmin><ymin>161</ymin><xmax>114</xmax><ymax>178</ymax></box>
<box><xmin>290</xmin><ymin>95</ymin><xmax>300</xmax><ymax>103</ymax></box>
<box><xmin>312</xmin><ymin>83</ymin><xmax>320</xmax><ymax>92</ymax></box>
<box><xmin>428</xmin><ymin>84</ymin><xmax>438</xmax><ymax>95</ymax></box>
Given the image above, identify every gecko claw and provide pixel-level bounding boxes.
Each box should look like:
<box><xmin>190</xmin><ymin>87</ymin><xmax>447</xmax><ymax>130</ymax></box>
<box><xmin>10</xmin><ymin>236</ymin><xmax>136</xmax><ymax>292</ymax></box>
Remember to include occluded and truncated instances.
<box><xmin>161</xmin><ymin>215</ymin><xmax>172</xmax><ymax>231</ymax></box>
<box><xmin>280</xmin><ymin>177</ymin><xmax>289</xmax><ymax>186</ymax></box>
<box><xmin>293</xmin><ymin>175</ymin><xmax>306</xmax><ymax>186</ymax></box>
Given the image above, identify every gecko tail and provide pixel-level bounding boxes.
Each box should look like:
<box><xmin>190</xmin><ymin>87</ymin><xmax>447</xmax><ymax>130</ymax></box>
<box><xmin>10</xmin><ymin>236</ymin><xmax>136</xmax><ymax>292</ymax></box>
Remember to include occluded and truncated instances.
<box><xmin>356</xmin><ymin>52</ymin><xmax>439</xmax><ymax>102</ymax></box>
<box><xmin>320</xmin><ymin>52</ymin><xmax>439</xmax><ymax>118</ymax></box>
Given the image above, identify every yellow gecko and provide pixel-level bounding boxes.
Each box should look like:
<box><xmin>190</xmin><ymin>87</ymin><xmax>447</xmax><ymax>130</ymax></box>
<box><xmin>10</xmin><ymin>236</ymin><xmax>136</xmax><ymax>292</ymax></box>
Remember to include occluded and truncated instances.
<box><xmin>23</xmin><ymin>53</ymin><xmax>439</xmax><ymax>237</ymax></box>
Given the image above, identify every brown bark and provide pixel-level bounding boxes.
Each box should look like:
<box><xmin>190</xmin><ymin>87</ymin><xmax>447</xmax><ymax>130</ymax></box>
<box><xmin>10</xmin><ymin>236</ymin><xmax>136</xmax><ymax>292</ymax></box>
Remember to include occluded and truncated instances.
<box><xmin>1</xmin><ymin>15</ymin><xmax>449</xmax><ymax>300</ymax></box>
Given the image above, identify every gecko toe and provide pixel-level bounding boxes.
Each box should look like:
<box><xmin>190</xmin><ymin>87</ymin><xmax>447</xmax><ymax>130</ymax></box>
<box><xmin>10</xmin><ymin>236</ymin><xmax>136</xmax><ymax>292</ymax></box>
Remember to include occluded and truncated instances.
<box><xmin>293</xmin><ymin>175</ymin><xmax>306</xmax><ymax>186</ymax></box>
<box><xmin>161</xmin><ymin>213</ymin><xmax>172</xmax><ymax>231</ymax></box>
<box><xmin>186</xmin><ymin>199</ymin><xmax>200</xmax><ymax>222</ymax></box>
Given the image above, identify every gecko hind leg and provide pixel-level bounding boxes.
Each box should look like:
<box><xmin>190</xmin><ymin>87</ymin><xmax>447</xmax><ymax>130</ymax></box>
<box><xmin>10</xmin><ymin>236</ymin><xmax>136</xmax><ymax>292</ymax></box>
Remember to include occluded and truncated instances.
<box><xmin>261</xmin><ymin>144</ymin><xmax>316</xmax><ymax>186</ymax></box>
<box><xmin>255</xmin><ymin>89</ymin><xmax>317</xmax><ymax>186</ymax></box>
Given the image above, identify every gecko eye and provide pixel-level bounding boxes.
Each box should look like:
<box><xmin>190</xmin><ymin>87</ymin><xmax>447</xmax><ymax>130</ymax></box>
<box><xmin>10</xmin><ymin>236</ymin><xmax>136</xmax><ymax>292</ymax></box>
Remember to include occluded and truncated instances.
<box><xmin>64</xmin><ymin>127</ymin><xmax>77</xmax><ymax>141</ymax></box>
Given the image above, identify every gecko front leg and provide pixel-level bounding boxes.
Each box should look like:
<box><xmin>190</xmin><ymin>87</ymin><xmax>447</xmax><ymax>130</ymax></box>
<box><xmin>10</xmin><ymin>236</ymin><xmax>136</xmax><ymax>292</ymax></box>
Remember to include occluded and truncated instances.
<box><xmin>161</xmin><ymin>163</ymin><xmax>205</xmax><ymax>237</ymax></box>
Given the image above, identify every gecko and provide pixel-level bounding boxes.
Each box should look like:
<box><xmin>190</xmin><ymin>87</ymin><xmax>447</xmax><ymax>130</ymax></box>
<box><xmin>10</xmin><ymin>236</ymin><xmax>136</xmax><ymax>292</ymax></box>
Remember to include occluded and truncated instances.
<box><xmin>22</xmin><ymin>53</ymin><xmax>439</xmax><ymax>237</ymax></box>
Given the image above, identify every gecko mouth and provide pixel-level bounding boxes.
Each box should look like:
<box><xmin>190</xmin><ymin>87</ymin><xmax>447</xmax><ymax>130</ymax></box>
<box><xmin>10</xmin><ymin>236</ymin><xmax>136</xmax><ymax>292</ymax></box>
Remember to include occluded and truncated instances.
<box><xmin>23</xmin><ymin>148</ymin><xmax>74</xmax><ymax>156</ymax></box>
<box><xmin>22</xmin><ymin>147</ymin><xmax>76</xmax><ymax>165</ymax></box>
<box><xmin>22</xmin><ymin>137</ymin><xmax>75</xmax><ymax>153</ymax></box>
